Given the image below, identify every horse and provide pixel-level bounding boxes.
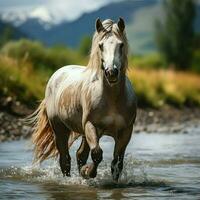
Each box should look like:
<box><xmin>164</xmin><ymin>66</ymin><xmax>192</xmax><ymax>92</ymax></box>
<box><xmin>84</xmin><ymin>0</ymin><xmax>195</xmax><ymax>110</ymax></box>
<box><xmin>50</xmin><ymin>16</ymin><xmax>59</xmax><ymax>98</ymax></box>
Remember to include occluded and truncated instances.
<box><xmin>31</xmin><ymin>18</ymin><xmax>137</xmax><ymax>182</ymax></box>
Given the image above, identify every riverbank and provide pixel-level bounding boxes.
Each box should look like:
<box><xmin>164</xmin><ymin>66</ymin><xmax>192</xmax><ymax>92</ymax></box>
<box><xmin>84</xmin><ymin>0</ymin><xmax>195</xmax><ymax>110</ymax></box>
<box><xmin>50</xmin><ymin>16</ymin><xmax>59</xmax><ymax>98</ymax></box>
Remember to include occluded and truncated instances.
<box><xmin>0</xmin><ymin>99</ymin><xmax>200</xmax><ymax>142</ymax></box>
<box><xmin>134</xmin><ymin>106</ymin><xmax>200</xmax><ymax>133</ymax></box>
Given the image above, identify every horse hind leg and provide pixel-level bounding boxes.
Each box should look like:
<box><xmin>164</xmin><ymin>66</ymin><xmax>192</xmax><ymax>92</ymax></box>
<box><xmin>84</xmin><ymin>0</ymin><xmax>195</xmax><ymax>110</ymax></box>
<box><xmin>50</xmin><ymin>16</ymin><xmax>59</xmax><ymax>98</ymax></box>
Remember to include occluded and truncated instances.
<box><xmin>50</xmin><ymin>118</ymin><xmax>71</xmax><ymax>176</ymax></box>
<box><xmin>68</xmin><ymin>132</ymin><xmax>81</xmax><ymax>148</ymax></box>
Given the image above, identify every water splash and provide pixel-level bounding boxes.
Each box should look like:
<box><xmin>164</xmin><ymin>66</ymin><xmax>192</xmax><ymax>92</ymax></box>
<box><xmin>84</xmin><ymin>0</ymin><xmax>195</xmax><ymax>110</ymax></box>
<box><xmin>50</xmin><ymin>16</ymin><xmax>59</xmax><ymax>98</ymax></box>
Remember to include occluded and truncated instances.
<box><xmin>0</xmin><ymin>154</ymin><xmax>168</xmax><ymax>189</ymax></box>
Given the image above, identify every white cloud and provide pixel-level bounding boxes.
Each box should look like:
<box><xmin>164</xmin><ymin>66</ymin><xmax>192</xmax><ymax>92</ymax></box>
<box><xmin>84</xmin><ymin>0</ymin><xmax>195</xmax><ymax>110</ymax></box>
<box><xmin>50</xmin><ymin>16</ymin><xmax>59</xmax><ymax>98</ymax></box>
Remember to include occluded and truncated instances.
<box><xmin>41</xmin><ymin>0</ymin><xmax>118</xmax><ymax>22</ymax></box>
<box><xmin>30</xmin><ymin>6</ymin><xmax>52</xmax><ymax>22</ymax></box>
<box><xmin>0</xmin><ymin>0</ymin><xmax>121</xmax><ymax>23</ymax></box>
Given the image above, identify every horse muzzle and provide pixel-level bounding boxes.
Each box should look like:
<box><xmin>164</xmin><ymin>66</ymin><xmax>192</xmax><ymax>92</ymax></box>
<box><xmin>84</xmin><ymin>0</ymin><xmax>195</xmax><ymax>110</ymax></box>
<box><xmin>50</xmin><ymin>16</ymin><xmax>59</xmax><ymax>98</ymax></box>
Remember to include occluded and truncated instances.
<box><xmin>104</xmin><ymin>68</ymin><xmax>119</xmax><ymax>84</ymax></box>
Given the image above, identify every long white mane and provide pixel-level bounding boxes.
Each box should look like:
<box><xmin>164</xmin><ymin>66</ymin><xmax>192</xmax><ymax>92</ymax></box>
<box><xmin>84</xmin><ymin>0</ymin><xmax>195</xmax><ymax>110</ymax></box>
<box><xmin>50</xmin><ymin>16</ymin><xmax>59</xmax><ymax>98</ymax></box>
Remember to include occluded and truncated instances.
<box><xmin>87</xmin><ymin>19</ymin><xmax>128</xmax><ymax>74</ymax></box>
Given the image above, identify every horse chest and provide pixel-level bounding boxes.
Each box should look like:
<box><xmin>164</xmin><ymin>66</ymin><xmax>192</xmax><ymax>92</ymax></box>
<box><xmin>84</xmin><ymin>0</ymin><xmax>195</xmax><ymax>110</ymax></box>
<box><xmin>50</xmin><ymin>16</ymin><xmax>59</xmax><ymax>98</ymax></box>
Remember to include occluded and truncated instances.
<box><xmin>100</xmin><ymin>112</ymin><xmax>126</xmax><ymax>130</ymax></box>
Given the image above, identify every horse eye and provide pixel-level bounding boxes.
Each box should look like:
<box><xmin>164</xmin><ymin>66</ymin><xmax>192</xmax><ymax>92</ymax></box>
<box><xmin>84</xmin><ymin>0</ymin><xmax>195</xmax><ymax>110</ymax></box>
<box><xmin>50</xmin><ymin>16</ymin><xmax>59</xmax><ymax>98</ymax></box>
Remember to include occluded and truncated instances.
<box><xmin>99</xmin><ymin>43</ymin><xmax>103</xmax><ymax>51</ymax></box>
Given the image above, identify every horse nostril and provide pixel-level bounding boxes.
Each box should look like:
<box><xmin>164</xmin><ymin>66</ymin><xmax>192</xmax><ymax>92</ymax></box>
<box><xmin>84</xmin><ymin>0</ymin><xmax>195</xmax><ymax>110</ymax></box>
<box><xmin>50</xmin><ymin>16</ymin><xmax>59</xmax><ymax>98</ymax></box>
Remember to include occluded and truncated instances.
<box><xmin>113</xmin><ymin>68</ymin><xmax>119</xmax><ymax>77</ymax></box>
<box><xmin>110</xmin><ymin>70</ymin><xmax>114</xmax><ymax>76</ymax></box>
<box><xmin>105</xmin><ymin>68</ymin><xmax>109</xmax><ymax>76</ymax></box>
<box><xmin>105</xmin><ymin>68</ymin><xmax>118</xmax><ymax>78</ymax></box>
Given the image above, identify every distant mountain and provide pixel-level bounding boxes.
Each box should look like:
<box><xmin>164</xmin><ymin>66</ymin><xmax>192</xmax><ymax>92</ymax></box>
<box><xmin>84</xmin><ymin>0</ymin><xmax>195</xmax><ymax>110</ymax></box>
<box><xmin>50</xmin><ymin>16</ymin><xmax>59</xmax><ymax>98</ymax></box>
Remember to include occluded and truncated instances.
<box><xmin>16</xmin><ymin>0</ymin><xmax>158</xmax><ymax>54</ymax></box>
<box><xmin>0</xmin><ymin>20</ymin><xmax>27</xmax><ymax>41</ymax></box>
<box><xmin>44</xmin><ymin>0</ymin><xmax>157</xmax><ymax>48</ymax></box>
<box><xmin>1</xmin><ymin>0</ymin><xmax>200</xmax><ymax>54</ymax></box>
<box><xmin>17</xmin><ymin>18</ymin><xmax>48</xmax><ymax>40</ymax></box>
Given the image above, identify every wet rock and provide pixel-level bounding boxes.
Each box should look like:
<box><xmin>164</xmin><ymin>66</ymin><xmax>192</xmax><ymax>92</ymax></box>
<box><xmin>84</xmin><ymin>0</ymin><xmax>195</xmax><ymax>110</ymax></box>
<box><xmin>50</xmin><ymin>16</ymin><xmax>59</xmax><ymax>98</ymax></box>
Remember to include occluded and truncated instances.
<box><xmin>0</xmin><ymin>134</ymin><xmax>6</xmax><ymax>142</ymax></box>
<box><xmin>0</xmin><ymin>110</ymin><xmax>32</xmax><ymax>142</ymax></box>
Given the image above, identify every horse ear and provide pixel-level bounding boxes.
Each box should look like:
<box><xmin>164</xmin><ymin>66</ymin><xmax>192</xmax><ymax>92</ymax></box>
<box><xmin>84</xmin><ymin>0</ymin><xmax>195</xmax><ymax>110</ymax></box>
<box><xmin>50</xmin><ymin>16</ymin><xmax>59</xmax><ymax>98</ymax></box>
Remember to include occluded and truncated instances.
<box><xmin>96</xmin><ymin>18</ymin><xmax>103</xmax><ymax>33</ymax></box>
<box><xmin>117</xmin><ymin>17</ymin><xmax>125</xmax><ymax>32</ymax></box>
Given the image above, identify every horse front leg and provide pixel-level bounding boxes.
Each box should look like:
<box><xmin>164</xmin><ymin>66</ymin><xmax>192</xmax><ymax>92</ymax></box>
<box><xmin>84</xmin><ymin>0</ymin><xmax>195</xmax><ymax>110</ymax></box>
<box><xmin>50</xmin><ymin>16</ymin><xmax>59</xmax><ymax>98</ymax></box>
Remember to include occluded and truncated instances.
<box><xmin>76</xmin><ymin>136</ymin><xmax>90</xmax><ymax>173</ymax></box>
<box><xmin>111</xmin><ymin>125</ymin><xmax>133</xmax><ymax>182</ymax></box>
<box><xmin>80</xmin><ymin>121</ymin><xmax>103</xmax><ymax>179</ymax></box>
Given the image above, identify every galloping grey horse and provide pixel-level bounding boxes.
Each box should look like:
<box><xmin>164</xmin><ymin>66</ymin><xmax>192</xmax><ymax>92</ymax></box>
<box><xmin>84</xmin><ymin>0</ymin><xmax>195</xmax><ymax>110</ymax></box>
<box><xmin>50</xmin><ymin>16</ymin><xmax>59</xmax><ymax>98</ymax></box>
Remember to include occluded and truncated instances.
<box><xmin>32</xmin><ymin>18</ymin><xmax>137</xmax><ymax>182</ymax></box>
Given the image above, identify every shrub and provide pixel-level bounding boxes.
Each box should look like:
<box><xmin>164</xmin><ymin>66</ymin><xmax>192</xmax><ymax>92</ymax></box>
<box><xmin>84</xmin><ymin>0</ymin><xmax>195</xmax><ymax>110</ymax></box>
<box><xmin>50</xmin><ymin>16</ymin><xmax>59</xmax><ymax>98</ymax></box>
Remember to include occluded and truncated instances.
<box><xmin>130</xmin><ymin>53</ymin><xmax>164</xmax><ymax>69</ymax></box>
<box><xmin>1</xmin><ymin>39</ymin><xmax>85</xmax><ymax>71</ymax></box>
<box><xmin>128</xmin><ymin>68</ymin><xmax>200</xmax><ymax>107</ymax></box>
<box><xmin>0</xmin><ymin>55</ymin><xmax>46</xmax><ymax>105</ymax></box>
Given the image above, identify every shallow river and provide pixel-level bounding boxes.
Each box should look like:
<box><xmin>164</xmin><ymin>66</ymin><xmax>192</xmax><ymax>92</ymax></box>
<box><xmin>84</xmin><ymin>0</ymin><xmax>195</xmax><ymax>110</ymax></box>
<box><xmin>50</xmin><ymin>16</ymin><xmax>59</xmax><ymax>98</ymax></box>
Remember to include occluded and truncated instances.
<box><xmin>0</xmin><ymin>126</ymin><xmax>200</xmax><ymax>200</ymax></box>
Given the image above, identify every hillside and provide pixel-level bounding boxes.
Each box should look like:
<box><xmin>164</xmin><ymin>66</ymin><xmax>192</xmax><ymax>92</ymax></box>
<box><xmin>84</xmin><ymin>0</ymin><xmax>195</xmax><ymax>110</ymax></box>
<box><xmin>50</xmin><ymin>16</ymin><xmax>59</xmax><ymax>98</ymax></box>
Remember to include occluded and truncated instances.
<box><xmin>8</xmin><ymin>0</ymin><xmax>158</xmax><ymax>54</ymax></box>
<box><xmin>0</xmin><ymin>20</ymin><xmax>27</xmax><ymax>42</ymax></box>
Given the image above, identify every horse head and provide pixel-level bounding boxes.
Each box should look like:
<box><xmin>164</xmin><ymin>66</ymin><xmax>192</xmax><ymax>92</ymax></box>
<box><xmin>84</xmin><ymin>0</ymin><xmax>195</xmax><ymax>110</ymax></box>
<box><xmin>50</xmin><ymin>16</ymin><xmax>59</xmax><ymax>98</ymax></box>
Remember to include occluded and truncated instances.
<box><xmin>88</xmin><ymin>18</ymin><xmax>128</xmax><ymax>86</ymax></box>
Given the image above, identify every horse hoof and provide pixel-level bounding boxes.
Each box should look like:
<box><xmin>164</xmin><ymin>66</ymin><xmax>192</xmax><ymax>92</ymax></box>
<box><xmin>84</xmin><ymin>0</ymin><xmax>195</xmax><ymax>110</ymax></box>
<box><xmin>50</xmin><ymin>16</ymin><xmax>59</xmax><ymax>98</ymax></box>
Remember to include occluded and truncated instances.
<box><xmin>80</xmin><ymin>163</ymin><xmax>97</xmax><ymax>179</ymax></box>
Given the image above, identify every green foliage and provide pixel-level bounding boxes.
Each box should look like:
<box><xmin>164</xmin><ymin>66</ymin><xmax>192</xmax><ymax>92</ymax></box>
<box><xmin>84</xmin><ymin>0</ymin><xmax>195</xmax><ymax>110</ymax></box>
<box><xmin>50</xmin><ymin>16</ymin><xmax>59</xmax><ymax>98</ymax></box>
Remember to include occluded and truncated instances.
<box><xmin>0</xmin><ymin>25</ymin><xmax>14</xmax><ymax>47</ymax></box>
<box><xmin>193</xmin><ymin>33</ymin><xmax>200</xmax><ymax>50</ymax></box>
<box><xmin>0</xmin><ymin>55</ymin><xmax>46</xmax><ymax>105</ymax></box>
<box><xmin>192</xmin><ymin>50</ymin><xmax>200</xmax><ymax>73</ymax></box>
<box><xmin>155</xmin><ymin>0</ymin><xmax>196</xmax><ymax>69</ymax></box>
<box><xmin>130</xmin><ymin>53</ymin><xmax>164</xmax><ymax>69</ymax></box>
<box><xmin>0</xmin><ymin>39</ymin><xmax>86</xmax><ymax>106</ymax></box>
<box><xmin>1</xmin><ymin>39</ymin><xmax>85</xmax><ymax>71</ymax></box>
<box><xmin>79</xmin><ymin>36</ymin><xmax>92</xmax><ymax>56</ymax></box>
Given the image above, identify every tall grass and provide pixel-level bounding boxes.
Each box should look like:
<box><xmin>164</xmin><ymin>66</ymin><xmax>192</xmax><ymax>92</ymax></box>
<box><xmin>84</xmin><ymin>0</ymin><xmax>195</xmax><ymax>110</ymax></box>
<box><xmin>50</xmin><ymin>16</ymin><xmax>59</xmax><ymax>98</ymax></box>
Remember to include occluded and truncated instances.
<box><xmin>0</xmin><ymin>55</ymin><xmax>46</xmax><ymax>105</ymax></box>
<box><xmin>128</xmin><ymin>68</ymin><xmax>200</xmax><ymax>107</ymax></box>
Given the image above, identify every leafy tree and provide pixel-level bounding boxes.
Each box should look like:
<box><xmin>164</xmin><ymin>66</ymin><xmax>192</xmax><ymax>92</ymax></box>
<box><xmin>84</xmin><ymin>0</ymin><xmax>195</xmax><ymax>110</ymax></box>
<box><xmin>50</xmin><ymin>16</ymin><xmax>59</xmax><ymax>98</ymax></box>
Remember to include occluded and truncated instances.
<box><xmin>156</xmin><ymin>0</ymin><xmax>196</xmax><ymax>69</ymax></box>
<box><xmin>193</xmin><ymin>33</ymin><xmax>200</xmax><ymax>50</ymax></box>
<box><xmin>0</xmin><ymin>25</ymin><xmax>14</xmax><ymax>46</ymax></box>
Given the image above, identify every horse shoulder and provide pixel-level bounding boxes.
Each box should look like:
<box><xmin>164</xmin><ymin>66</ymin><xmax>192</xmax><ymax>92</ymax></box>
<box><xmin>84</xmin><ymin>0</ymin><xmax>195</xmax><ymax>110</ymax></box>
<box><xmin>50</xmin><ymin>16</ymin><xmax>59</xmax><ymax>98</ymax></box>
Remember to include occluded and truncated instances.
<box><xmin>81</xmin><ymin>78</ymin><xmax>103</xmax><ymax>127</ymax></box>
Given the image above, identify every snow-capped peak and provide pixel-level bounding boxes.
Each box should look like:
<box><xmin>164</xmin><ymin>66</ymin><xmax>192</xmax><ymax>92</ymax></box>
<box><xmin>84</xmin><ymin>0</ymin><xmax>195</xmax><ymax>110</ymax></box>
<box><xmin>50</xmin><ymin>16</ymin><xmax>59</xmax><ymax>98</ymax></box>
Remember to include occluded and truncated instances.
<box><xmin>0</xmin><ymin>7</ymin><xmax>56</xmax><ymax>29</ymax></box>
<box><xmin>0</xmin><ymin>11</ymin><xmax>28</xmax><ymax>26</ymax></box>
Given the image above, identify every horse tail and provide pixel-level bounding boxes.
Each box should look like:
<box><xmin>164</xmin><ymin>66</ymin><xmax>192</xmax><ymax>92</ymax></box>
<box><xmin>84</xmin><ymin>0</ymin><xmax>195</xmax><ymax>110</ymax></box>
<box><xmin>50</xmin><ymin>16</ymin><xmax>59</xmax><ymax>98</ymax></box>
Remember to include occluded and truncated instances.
<box><xmin>30</xmin><ymin>100</ymin><xmax>58</xmax><ymax>163</ymax></box>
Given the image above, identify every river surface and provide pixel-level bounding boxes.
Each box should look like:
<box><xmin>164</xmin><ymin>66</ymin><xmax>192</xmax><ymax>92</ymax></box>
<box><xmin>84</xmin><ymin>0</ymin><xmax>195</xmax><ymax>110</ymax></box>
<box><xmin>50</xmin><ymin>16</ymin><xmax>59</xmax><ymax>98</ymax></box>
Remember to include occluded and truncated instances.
<box><xmin>0</xmin><ymin>126</ymin><xmax>200</xmax><ymax>200</ymax></box>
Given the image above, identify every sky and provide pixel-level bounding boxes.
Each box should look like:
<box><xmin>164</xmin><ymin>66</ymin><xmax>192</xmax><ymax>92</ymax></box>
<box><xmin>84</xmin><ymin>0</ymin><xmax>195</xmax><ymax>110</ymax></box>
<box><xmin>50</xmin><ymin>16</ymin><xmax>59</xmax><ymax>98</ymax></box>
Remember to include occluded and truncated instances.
<box><xmin>0</xmin><ymin>0</ymin><xmax>125</xmax><ymax>23</ymax></box>
<box><xmin>0</xmin><ymin>0</ymin><xmax>199</xmax><ymax>24</ymax></box>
